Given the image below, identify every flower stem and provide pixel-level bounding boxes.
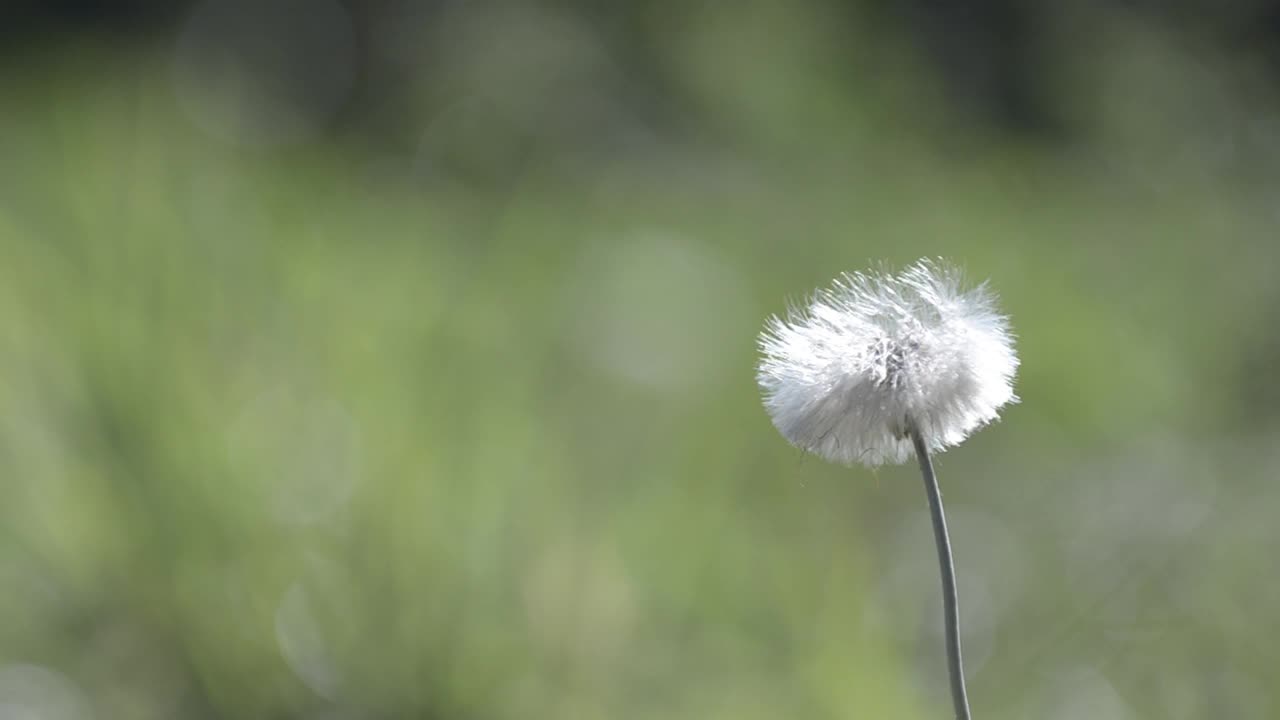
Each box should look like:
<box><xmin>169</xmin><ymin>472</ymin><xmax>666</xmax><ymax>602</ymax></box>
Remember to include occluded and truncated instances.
<box><xmin>909</xmin><ymin>427</ymin><xmax>972</xmax><ymax>720</ymax></box>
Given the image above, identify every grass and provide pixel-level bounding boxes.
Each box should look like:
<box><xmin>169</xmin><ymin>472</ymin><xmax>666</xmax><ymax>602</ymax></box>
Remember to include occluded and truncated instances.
<box><xmin>2</xmin><ymin>34</ymin><xmax>1280</xmax><ymax>718</ymax></box>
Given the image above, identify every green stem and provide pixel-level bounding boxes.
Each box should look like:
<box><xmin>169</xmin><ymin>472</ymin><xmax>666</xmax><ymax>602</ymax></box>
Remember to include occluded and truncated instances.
<box><xmin>910</xmin><ymin>427</ymin><xmax>972</xmax><ymax>720</ymax></box>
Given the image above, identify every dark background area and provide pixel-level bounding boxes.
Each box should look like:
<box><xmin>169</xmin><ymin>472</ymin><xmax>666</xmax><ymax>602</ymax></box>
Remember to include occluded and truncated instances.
<box><xmin>14</xmin><ymin>0</ymin><xmax>1280</xmax><ymax>138</ymax></box>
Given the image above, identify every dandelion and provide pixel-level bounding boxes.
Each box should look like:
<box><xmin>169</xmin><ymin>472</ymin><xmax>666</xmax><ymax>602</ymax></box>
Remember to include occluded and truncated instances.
<box><xmin>757</xmin><ymin>258</ymin><xmax>1018</xmax><ymax>720</ymax></box>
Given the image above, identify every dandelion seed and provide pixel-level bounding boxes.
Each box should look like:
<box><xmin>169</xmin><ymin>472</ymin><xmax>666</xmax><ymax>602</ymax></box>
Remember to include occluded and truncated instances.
<box><xmin>757</xmin><ymin>258</ymin><xmax>1018</xmax><ymax>467</ymax></box>
<box><xmin>757</xmin><ymin>258</ymin><xmax>1019</xmax><ymax>720</ymax></box>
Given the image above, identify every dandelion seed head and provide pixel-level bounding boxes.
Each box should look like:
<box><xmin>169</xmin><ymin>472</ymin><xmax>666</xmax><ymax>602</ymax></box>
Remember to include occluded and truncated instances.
<box><xmin>757</xmin><ymin>258</ymin><xmax>1018</xmax><ymax>467</ymax></box>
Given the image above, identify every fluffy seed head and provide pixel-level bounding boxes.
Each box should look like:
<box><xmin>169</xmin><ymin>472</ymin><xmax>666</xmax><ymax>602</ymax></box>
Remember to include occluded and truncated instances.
<box><xmin>757</xmin><ymin>258</ymin><xmax>1018</xmax><ymax>467</ymax></box>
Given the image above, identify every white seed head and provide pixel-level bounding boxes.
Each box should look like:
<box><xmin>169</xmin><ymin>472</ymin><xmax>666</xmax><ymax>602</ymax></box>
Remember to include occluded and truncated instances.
<box><xmin>757</xmin><ymin>259</ymin><xmax>1018</xmax><ymax>467</ymax></box>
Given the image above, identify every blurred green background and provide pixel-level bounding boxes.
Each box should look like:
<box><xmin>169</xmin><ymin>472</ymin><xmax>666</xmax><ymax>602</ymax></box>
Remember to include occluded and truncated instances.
<box><xmin>3</xmin><ymin>1</ymin><xmax>1280</xmax><ymax>718</ymax></box>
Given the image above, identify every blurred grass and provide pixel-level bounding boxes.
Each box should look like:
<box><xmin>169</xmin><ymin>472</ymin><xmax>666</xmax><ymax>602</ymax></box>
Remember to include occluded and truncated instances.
<box><xmin>3</xmin><ymin>10</ymin><xmax>1280</xmax><ymax>718</ymax></box>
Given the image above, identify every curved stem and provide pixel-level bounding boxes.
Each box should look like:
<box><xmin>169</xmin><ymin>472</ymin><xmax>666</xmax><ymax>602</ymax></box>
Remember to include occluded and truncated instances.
<box><xmin>910</xmin><ymin>427</ymin><xmax>972</xmax><ymax>720</ymax></box>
